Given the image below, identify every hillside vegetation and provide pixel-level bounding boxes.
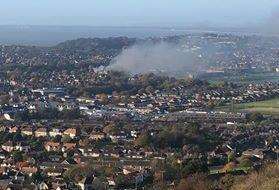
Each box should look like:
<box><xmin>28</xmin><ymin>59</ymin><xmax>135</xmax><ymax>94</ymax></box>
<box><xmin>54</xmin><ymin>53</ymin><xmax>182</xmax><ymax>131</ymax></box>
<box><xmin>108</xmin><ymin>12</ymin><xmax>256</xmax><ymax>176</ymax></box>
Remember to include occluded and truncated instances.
<box><xmin>231</xmin><ymin>164</ymin><xmax>279</xmax><ymax>190</ymax></box>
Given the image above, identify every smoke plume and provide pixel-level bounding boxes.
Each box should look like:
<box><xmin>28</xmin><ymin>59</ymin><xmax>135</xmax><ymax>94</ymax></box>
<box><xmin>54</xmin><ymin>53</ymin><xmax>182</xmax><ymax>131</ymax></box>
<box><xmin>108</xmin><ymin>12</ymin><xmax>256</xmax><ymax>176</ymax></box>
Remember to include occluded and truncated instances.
<box><xmin>109</xmin><ymin>41</ymin><xmax>204</xmax><ymax>76</ymax></box>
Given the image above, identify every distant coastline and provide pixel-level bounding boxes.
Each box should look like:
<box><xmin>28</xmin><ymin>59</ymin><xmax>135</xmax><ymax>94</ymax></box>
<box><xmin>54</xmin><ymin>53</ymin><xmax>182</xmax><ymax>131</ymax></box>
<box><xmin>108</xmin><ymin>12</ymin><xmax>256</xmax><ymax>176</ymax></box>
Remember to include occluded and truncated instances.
<box><xmin>0</xmin><ymin>25</ymin><xmax>266</xmax><ymax>46</ymax></box>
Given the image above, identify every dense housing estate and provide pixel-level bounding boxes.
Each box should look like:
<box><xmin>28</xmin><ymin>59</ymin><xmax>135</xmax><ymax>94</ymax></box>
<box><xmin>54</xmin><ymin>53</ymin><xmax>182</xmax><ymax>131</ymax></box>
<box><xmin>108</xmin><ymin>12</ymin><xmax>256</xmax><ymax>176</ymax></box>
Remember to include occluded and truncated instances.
<box><xmin>0</xmin><ymin>34</ymin><xmax>277</xmax><ymax>189</ymax></box>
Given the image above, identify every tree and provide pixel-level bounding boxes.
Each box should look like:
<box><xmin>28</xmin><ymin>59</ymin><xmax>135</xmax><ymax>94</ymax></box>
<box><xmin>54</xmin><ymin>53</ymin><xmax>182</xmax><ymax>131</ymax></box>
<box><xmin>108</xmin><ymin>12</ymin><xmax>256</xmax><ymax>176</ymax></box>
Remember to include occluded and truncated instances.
<box><xmin>227</xmin><ymin>152</ymin><xmax>235</xmax><ymax>163</ymax></box>
<box><xmin>0</xmin><ymin>95</ymin><xmax>10</xmax><ymax>105</ymax></box>
<box><xmin>187</xmin><ymin>122</ymin><xmax>200</xmax><ymax>135</ymax></box>
<box><xmin>29</xmin><ymin>140</ymin><xmax>43</xmax><ymax>151</ymax></box>
<box><xmin>181</xmin><ymin>158</ymin><xmax>208</xmax><ymax>177</ymax></box>
<box><xmin>247</xmin><ymin>113</ymin><xmax>264</xmax><ymax>122</ymax></box>
<box><xmin>151</xmin><ymin>158</ymin><xmax>180</xmax><ymax>182</ymax></box>
<box><xmin>31</xmin><ymin>171</ymin><xmax>44</xmax><ymax>183</ymax></box>
<box><xmin>103</xmin><ymin>123</ymin><xmax>119</xmax><ymax>134</ymax></box>
<box><xmin>115</xmin><ymin>174</ymin><xmax>126</xmax><ymax>189</ymax></box>
<box><xmin>11</xmin><ymin>151</ymin><xmax>23</xmax><ymax>162</ymax></box>
<box><xmin>12</xmin><ymin>132</ymin><xmax>23</xmax><ymax>142</ymax></box>
<box><xmin>135</xmin><ymin>132</ymin><xmax>152</xmax><ymax>147</ymax></box>
<box><xmin>208</xmin><ymin>156</ymin><xmax>226</xmax><ymax>166</ymax></box>
<box><xmin>59</xmin><ymin>108</ymin><xmax>82</xmax><ymax>120</ymax></box>
<box><xmin>145</xmin><ymin>86</ymin><xmax>154</xmax><ymax>94</ymax></box>
<box><xmin>92</xmin><ymin>177</ymin><xmax>107</xmax><ymax>190</ymax></box>
<box><xmin>61</xmin><ymin>135</ymin><xmax>72</xmax><ymax>143</ymax></box>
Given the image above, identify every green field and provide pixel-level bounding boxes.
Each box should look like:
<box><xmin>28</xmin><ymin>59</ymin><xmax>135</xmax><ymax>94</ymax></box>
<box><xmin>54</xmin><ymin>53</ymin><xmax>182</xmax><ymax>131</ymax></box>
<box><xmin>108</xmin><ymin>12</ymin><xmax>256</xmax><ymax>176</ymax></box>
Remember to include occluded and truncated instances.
<box><xmin>201</xmin><ymin>72</ymin><xmax>279</xmax><ymax>84</ymax></box>
<box><xmin>218</xmin><ymin>97</ymin><xmax>279</xmax><ymax>115</ymax></box>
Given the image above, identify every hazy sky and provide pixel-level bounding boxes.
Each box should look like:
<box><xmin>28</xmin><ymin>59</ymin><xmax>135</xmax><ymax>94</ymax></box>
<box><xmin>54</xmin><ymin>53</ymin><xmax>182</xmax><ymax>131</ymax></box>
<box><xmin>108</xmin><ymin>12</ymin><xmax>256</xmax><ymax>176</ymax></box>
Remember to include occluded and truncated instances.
<box><xmin>1</xmin><ymin>0</ymin><xmax>279</xmax><ymax>27</ymax></box>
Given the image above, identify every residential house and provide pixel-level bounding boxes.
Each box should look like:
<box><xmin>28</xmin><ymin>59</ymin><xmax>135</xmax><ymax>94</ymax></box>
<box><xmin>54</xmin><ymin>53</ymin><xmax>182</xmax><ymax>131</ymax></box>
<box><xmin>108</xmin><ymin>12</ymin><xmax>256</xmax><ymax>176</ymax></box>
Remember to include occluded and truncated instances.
<box><xmin>51</xmin><ymin>180</ymin><xmax>67</xmax><ymax>190</ymax></box>
<box><xmin>45</xmin><ymin>142</ymin><xmax>61</xmax><ymax>152</ymax></box>
<box><xmin>9</xmin><ymin>126</ymin><xmax>19</xmax><ymax>134</ymax></box>
<box><xmin>107</xmin><ymin>176</ymin><xmax>116</xmax><ymax>187</ymax></box>
<box><xmin>77</xmin><ymin>174</ymin><xmax>95</xmax><ymax>190</ymax></box>
<box><xmin>109</xmin><ymin>132</ymin><xmax>127</xmax><ymax>143</ymax></box>
<box><xmin>63</xmin><ymin>128</ymin><xmax>77</xmax><ymax>139</ymax></box>
<box><xmin>38</xmin><ymin>182</ymin><xmax>49</xmax><ymax>190</ymax></box>
<box><xmin>48</xmin><ymin>155</ymin><xmax>62</xmax><ymax>162</ymax></box>
<box><xmin>89</xmin><ymin>131</ymin><xmax>106</xmax><ymax>141</ymax></box>
<box><xmin>242</xmin><ymin>149</ymin><xmax>264</xmax><ymax>159</ymax></box>
<box><xmin>49</xmin><ymin>128</ymin><xmax>62</xmax><ymax>137</ymax></box>
<box><xmin>2</xmin><ymin>142</ymin><xmax>14</xmax><ymax>152</ymax></box>
<box><xmin>84</xmin><ymin>149</ymin><xmax>101</xmax><ymax>158</ymax></box>
<box><xmin>62</xmin><ymin>143</ymin><xmax>76</xmax><ymax>152</ymax></box>
<box><xmin>21</xmin><ymin>127</ymin><xmax>33</xmax><ymax>136</ymax></box>
<box><xmin>35</xmin><ymin>128</ymin><xmax>48</xmax><ymax>138</ymax></box>
<box><xmin>61</xmin><ymin>158</ymin><xmax>77</xmax><ymax>165</ymax></box>
<box><xmin>21</xmin><ymin>166</ymin><xmax>38</xmax><ymax>177</ymax></box>
<box><xmin>15</xmin><ymin>142</ymin><xmax>30</xmax><ymax>152</ymax></box>
<box><xmin>46</xmin><ymin>168</ymin><xmax>64</xmax><ymax>177</ymax></box>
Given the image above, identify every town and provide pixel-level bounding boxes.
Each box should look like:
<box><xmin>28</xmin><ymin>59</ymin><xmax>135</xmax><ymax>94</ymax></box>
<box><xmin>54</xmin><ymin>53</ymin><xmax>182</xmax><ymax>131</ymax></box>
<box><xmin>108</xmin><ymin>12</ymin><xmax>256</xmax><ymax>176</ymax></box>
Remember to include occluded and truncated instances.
<box><xmin>0</xmin><ymin>34</ymin><xmax>278</xmax><ymax>189</ymax></box>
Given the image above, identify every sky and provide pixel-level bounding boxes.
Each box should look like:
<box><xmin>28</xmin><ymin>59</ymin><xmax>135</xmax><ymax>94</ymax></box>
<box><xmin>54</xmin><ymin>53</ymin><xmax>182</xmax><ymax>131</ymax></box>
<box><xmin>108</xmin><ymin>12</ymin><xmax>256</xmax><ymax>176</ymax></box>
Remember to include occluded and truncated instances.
<box><xmin>1</xmin><ymin>0</ymin><xmax>279</xmax><ymax>27</ymax></box>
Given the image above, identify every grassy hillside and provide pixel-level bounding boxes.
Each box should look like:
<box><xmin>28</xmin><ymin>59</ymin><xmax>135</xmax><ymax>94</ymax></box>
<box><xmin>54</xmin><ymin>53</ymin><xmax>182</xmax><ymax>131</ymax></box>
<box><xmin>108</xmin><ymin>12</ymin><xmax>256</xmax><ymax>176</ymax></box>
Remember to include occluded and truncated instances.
<box><xmin>231</xmin><ymin>164</ymin><xmax>279</xmax><ymax>190</ymax></box>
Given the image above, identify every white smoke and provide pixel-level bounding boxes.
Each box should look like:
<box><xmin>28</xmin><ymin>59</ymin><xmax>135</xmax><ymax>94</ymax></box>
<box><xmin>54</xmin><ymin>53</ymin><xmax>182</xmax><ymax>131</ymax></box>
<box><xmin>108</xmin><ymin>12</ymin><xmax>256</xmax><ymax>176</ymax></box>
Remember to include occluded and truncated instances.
<box><xmin>108</xmin><ymin>41</ymin><xmax>204</xmax><ymax>76</ymax></box>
